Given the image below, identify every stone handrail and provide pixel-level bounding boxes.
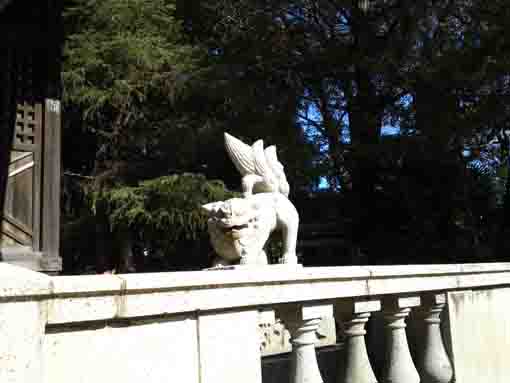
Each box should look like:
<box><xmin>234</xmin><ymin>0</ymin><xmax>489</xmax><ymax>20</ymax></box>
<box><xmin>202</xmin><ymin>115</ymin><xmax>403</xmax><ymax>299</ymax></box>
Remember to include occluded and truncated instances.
<box><xmin>2</xmin><ymin>262</ymin><xmax>510</xmax><ymax>382</ymax></box>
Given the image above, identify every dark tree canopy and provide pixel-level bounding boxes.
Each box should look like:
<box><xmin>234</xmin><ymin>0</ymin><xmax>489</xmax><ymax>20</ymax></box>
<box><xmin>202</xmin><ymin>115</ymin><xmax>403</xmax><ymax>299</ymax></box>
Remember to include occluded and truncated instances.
<box><xmin>59</xmin><ymin>0</ymin><xmax>510</xmax><ymax>272</ymax></box>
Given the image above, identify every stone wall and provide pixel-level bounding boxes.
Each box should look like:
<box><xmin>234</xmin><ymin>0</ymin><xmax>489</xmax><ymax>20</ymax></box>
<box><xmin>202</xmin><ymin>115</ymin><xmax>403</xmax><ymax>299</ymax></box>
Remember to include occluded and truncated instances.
<box><xmin>3</xmin><ymin>263</ymin><xmax>510</xmax><ymax>382</ymax></box>
<box><xmin>44</xmin><ymin>316</ymin><xmax>199</xmax><ymax>383</ymax></box>
<box><xmin>446</xmin><ymin>288</ymin><xmax>510</xmax><ymax>383</ymax></box>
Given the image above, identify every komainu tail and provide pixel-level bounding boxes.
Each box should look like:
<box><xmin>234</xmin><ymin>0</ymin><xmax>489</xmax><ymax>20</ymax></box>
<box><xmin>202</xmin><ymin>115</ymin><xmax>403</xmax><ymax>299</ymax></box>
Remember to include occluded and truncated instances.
<box><xmin>224</xmin><ymin>132</ymin><xmax>289</xmax><ymax>197</ymax></box>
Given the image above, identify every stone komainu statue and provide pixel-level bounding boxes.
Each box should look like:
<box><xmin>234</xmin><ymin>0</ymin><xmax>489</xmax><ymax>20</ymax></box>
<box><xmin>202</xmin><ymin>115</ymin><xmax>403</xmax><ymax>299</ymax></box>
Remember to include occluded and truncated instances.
<box><xmin>202</xmin><ymin>133</ymin><xmax>299</xmax><ymax>266</ymax></box>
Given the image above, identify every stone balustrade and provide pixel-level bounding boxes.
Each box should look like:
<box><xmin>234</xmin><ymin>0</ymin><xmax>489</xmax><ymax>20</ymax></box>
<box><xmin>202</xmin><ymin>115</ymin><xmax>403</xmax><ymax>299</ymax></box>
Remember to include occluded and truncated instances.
<box><xmin>2</xmin><ymin>263</ymin><xmax>510</xmax><ymax>383</ymax></box>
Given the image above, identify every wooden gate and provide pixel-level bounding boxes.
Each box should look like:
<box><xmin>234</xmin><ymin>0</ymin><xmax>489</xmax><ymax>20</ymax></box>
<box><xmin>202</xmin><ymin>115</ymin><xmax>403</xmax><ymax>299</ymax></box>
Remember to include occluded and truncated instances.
<box><xmin>1</xmin><ymin>99</ymin><xmax>61</xmax><ymax>273</ymax></box>
<box><xmin>2</xmin><ymin>102</ymin><xmax>42</xmax><ymax>249</ymax></box>
<box><xmin>0</xmin><ymin>0</ymin><xmax>63</xmax><ymax>273</ymax></box>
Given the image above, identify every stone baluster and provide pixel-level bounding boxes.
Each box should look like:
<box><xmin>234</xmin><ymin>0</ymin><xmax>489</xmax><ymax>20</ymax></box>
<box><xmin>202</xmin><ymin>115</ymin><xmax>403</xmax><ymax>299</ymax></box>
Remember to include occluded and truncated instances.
<box><xmin>335</xmin><ymin>299</ymin><xmax>380</xmax><ymax>383</ymax></box>
<box><xmin>414</xmin><ymin>293</ymin><xmax>453</xmax><ymax>383</ymax></box>
<box><xmin>276</xmin><ymin>303</ymin><xmax>327</xmax><ymax>383</ymax></box>
<box><xmin>380</xmin><ymin>296</ymin><xmax>421</xmax><ymax>383</ymax></box>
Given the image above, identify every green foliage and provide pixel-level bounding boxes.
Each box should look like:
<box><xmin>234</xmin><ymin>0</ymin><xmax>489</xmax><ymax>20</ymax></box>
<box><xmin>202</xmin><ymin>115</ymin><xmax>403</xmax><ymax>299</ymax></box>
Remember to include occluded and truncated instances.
<box><xmin>64</xmin><ymin>0</ymin><xmax>200</xmax><ymax>110</ymax></box>
<box><xmin>98</xmin><ymin>173</ymin><xmax>236</xmax><ymax>243</ymax></box>
<box><xmin>63</xmin><ymin>0</ymin><xmax>208</xmax><ymax>179</ymax></box>
<box><xmin>59</xmin><ymin>0</ymin><xmax>510</xmax><ymax>269</ymax></box>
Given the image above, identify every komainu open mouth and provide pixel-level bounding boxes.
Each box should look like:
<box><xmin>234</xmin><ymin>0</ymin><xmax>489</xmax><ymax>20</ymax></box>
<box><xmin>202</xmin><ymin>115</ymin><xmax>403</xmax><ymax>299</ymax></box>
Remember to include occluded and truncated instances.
<box><xmin>222</xmin><ymin>223</ymin><xmax>249</xmax><ymax>234</ymax></box>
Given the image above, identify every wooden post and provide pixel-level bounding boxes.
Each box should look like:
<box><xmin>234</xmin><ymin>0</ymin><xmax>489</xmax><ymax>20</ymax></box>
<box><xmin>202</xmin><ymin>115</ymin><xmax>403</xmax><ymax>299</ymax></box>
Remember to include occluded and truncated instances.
<box><xmin>41</xmin><ymin>99</ymin><xmax>61</xmax><ymax>272</ymax></box>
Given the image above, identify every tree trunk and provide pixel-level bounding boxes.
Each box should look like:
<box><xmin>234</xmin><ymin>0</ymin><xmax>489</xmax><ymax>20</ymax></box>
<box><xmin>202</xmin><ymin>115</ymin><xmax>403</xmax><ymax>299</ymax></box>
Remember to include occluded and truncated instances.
<box><xmin>94</xmin><ymin>198</ymin><xmax>113</xmax><ymax>273</ymax></box>
<box><xmin>317</xmin><ymin>88</ymin><xmax>343</xmax><ymax>190</ymax></box>
<box><xmin>116</xmin><ymin>231</ymin><xmax>136</xmax><ymax>273</ymax></box>
<box><xmin>504</xmin><ymin>155</ymin><xmax>510</xmax><ymax>227</ymax></box>
<box><xmin>346</xmin><ymin>66</ymin><xmax>384</xmax><ymax>263</ymax></box>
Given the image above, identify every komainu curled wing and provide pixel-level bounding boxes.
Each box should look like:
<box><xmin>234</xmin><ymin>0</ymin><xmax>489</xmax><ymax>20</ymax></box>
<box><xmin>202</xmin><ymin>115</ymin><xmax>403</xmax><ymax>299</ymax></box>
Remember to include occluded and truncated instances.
<box><xmin>224</xmin><ymin>132</ymin><xmax>290</xmax><ymax>197</ymax></box>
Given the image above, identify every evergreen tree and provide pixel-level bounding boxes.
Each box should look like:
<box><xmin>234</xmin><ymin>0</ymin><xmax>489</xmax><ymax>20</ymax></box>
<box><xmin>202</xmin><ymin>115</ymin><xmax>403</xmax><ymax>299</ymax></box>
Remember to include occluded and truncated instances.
<box><xmin>62</xmin><ymin>0</ymin><xmax>234</xmax><ymax>272</ymax></box>
<box><xmin>61</xmin><ymin>0</ymin><xmax>510</xmax><ymax>269</ymax></box>
<box><xmin>63</xmin><ymin>0</ymin><xmax>208</xmax><ymax>182</ymax></box>
<box><xmin>182</xmin><ymin>0</ymin><xmax>510</xmax><ymax>262</ymax></box>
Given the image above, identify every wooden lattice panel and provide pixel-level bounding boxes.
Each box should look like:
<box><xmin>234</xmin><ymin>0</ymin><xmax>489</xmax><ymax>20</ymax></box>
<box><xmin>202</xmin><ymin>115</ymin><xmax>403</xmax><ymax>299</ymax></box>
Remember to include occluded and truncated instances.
<box><xmin>1</xmin><ymin>102</ymin><xmax>43</xmax><ymax>250</ymax></box>
<box><xmin>13</xmin><ymin>102</ymin><xmax>41</xmax><ymax>151</ymax></box>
